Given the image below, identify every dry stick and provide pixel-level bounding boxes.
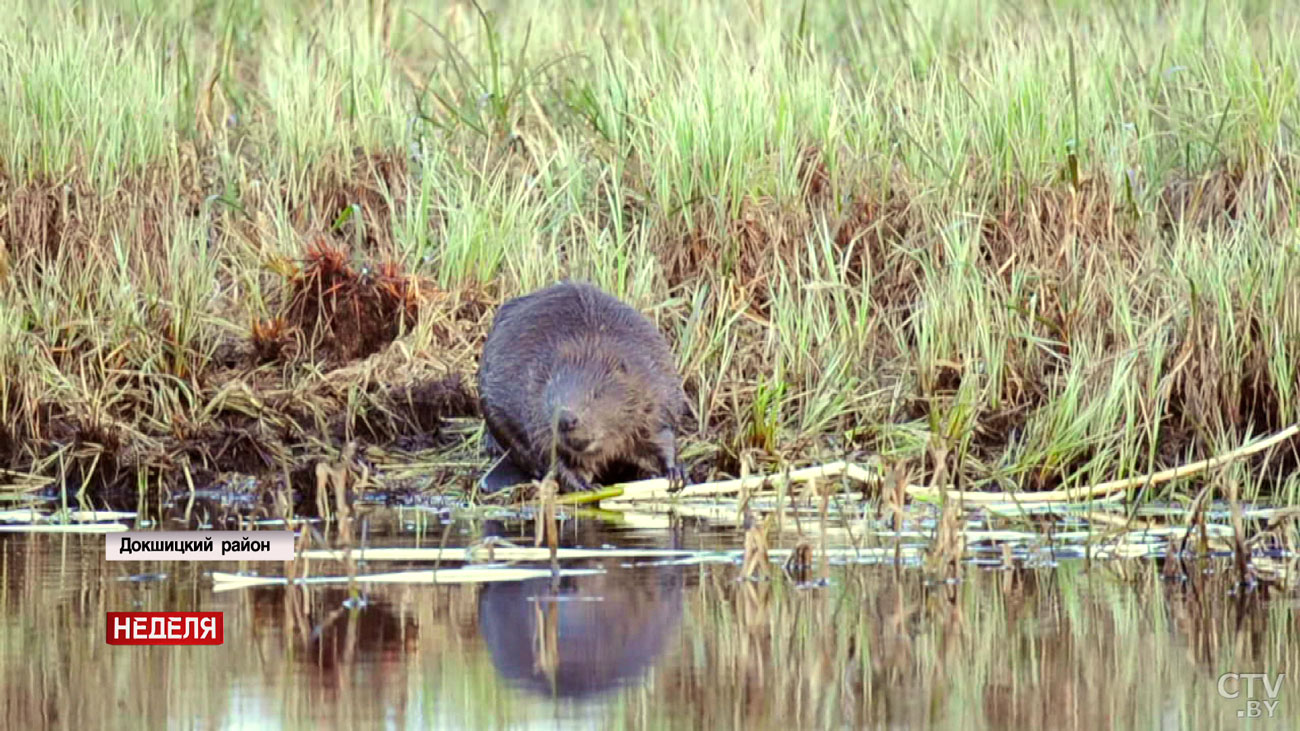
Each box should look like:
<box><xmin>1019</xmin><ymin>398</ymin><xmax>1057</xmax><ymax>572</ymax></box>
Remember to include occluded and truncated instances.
<box><xmin>302</xmin><ymin>547</ymin><xmax>700</xmax><ymax>562</ymax></box>
<box><xmin>297</xmin><ymin>545</ymin><xmax>936</xmax><ymax>566</ymax></box>
<box><xmin>606</xmin><ymin>461</ymin><xmax>880</xmax><ymax>502</ymax></box>
<box><xmin>211</xmin><ymin>566</ymin><xmax>606</xmax><ymax>591</ymax></box>
<box><xmin>605</xmin><ymin>423</ymin><xmax>1299</xmax><ymax>506</ymax></box>
<box><xmin>914</xmin><ymin>422</ymin><xmax>1300</xmax><ymax>505</ymax></box>
<box><xmin>0</xmin><ymin>523</ymin><xmax>128</xmax><ymax>534</ymax></box>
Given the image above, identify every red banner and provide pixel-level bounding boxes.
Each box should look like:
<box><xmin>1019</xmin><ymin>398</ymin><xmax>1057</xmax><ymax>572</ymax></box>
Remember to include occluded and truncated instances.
<box><xmin>105</xmin><ymin>612</ymin><xmax>224</xmax><ymax>645</ymax></box>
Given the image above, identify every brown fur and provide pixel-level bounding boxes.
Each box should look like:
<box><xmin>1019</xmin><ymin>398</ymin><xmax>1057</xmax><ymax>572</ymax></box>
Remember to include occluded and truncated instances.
<box><xmin>476</xmin><ymin>281</ymin><xmax>687</xmax><ymax>493</ymax></box>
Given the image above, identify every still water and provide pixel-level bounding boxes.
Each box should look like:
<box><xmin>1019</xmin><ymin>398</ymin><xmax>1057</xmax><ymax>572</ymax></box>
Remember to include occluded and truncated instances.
<box><xmin>1</xmin><ymin>506</ymin><xmax>1297</xmax><ymax>730</ymax></box>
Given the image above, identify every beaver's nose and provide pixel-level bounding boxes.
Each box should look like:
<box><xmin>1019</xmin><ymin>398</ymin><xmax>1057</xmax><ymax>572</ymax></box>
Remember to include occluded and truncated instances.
<box><xmin>557</xmin><ymin>410</ymin><xmax>579</xmax><ymax>434</ymax></box>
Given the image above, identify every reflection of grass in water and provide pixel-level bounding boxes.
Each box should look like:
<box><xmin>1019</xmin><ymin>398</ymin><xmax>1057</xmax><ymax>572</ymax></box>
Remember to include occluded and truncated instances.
<box><xmin>629</xmin><ymin>561</ymin><xmax>1298</xmax><ymax>729</ymax></box>
<box><xmin>0</xmin><ymin>0</ymin><xmax>1298</xmax><ymax>509</ymax></box>
<box><xmin>2</xmin><ymin>532</ymin><xmax>1298</xmax><ymax>728</ymax></box>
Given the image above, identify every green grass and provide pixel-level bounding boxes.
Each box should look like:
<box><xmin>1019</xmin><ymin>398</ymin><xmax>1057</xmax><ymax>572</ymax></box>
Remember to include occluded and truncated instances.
<box><xmin>0</xmin><ymin>0</ymin><xmax>1298</xmax><ymax>505</ymax></box>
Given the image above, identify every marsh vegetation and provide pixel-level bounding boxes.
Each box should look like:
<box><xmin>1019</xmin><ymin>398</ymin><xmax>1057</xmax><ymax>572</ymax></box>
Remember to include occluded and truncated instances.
<box><xmin>1</xmin><ymin>0</ymin><xmax>1298</xmax><ymax>511</ymax></box>
<box><xmin>2</xmin><ymin>1</ymin><xmax>1300</xmax><ymax>726</ymax></box>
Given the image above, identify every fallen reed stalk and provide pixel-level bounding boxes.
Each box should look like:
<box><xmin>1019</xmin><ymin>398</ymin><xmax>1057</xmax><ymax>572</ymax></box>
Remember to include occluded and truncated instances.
<box><xmin>910</xmin><ymin>423</ymin><xmax>1300</xmax><ymax>505</ymax></box>
<box><xmin>604</xmin><ymin>461</ymin><xmax>881</xmax><ymax>502</ymax></box>
<box><xmin>603</xmin><ymin>423</ymin><xmax>1299</xmax><ymax>507</ymax></box>
<box><xmin>0</xmin><ymin>523</ymin><xmax>128</xmax><ymax>533</ymax></box>
<box><xmin>298</xmin><ymin>545</ymin><xmax>927</xmax><ymax>564</ymax></box>
<box><xmin>300</xmin><ymin>547</ymin><xmax>700</xmax><ymax>562</ymax></box>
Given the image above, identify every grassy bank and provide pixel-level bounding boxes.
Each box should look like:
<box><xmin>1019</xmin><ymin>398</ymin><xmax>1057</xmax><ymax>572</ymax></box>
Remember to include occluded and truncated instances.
<box><xmin>0</xmin><ymin>0</ymin><xmax>1298</xmax><ymax>506</ymax></box>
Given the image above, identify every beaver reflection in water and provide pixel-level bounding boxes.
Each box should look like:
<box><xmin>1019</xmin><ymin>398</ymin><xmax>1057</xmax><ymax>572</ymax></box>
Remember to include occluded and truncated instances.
<box><xmin>476</xmin><ymin>281</ymin><xmax>688</xmax><ymax>494</ymax></box>
<box><xmin>477</xmin><ymin>568</ymin><xmax>685</xmax><ymax>698</ymax></box>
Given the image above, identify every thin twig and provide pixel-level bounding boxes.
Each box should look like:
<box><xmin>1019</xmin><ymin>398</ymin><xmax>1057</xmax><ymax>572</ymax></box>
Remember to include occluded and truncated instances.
<box><xmin>910</xmin><ymin>423</ymin><xmax>1299</xmax><ymax>504</ymax></box>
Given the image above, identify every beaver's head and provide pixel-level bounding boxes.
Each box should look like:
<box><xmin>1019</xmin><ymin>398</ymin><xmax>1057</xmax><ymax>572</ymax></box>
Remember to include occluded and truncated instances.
<box><xmin>542</xmin><ymin>355</ymin><xmax>639</xmax><ymax>459</ymax></box>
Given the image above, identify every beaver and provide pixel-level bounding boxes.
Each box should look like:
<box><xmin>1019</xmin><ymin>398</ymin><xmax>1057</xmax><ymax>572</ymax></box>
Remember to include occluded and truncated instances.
<box><xmin>476</xmin><ymin>281</ymin><xmax>688</xmax><ymax>494</ymax></box>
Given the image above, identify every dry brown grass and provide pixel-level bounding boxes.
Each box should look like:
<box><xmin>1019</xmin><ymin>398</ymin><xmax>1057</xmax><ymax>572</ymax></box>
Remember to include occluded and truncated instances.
<box><xmin>2</xmin><ymin>152</ymin><xmax>1296</xmax><ymax>503</ymax></box>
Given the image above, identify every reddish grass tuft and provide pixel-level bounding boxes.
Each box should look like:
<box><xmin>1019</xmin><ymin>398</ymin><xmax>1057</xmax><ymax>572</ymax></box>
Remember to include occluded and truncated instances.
<box><xmin>281</xmin><ymin>239</ymin><xmax>420</xmax><ymax>364</ymax></box>
<box><xmin>250</xmin><ymin>317</ymin><xmax>291</xmax><ymax>363</ymax></box>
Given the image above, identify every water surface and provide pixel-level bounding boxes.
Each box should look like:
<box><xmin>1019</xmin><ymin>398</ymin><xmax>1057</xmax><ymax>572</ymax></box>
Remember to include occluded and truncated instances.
<box><xmin>1</xmin><ymin>505</ymin><xmax>1297</xmax><ymax>729</ymax></box>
